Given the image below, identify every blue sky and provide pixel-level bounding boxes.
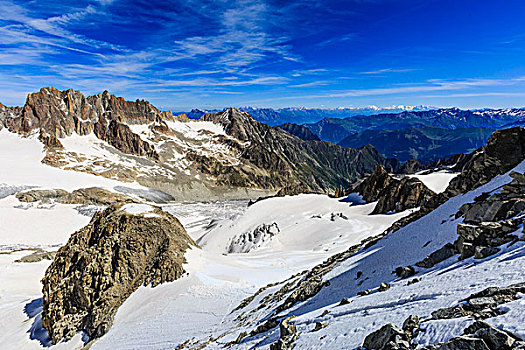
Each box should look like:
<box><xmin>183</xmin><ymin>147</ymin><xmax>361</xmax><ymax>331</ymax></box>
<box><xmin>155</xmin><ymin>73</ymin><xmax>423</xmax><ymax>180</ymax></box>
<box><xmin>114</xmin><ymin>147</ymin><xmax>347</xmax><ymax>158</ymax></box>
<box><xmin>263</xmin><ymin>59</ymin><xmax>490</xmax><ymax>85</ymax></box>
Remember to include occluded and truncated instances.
<box><xmin>1</xmin><ymin>0</ymin><xmax>525</xmax><ymax>109</ymax></box>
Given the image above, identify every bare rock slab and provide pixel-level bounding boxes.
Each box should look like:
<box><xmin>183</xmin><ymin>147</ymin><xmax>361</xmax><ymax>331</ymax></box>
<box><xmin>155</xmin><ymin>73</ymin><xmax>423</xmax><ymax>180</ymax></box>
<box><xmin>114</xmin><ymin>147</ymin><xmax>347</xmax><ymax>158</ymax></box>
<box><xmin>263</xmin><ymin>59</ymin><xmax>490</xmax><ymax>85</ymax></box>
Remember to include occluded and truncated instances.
<box><xmin>41</xmin><ymin>202</ymin><xmax>197</xmax><ymax>344</ymax></box>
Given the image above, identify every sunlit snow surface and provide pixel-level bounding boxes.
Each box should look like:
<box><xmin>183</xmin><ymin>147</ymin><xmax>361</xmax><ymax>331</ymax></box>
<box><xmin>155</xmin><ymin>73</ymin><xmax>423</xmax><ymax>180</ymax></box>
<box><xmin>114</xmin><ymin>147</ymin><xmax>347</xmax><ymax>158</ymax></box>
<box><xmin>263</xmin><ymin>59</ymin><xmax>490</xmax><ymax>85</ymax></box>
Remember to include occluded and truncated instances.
<box><xmin>409</xmin><ymin>170</ymin><xmax>459</xmax><ymax>193</ymax></box>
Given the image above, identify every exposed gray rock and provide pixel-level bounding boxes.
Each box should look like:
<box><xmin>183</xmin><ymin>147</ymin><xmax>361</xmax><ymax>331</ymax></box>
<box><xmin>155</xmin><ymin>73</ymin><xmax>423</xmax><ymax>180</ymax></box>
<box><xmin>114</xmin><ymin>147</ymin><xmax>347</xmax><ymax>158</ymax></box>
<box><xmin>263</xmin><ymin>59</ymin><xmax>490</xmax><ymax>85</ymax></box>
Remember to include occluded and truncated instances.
<box><xmin>378</xmin><ymin>282</ymin><xmax>390</xmax><ymax>292</ymax></box>
<box><xmin>313</xmin><ymin>322</ymin><xmax>326</xmax><ymax>332</ymax></box>
<box><xmin>402</xmin><ymin>315</ymin><xmax>420</xmax><ymax>336</ymax></box>
<box><xmin>425</xmin><ymin>336</ymin><xmax>490</xmax><ymax>350</ymax></box>
<box><xmin>464</xmin><ymin>321</ymin><xmax>520</xmax><ymax>350</ymax></box>
<box><xmin>431</xmin><ymin>283</ymin><xmax>525</xmax><ymax>320</ymax></box>
<box><xmin>416</xmin><ymin>243</ymin><xmax>457</xmax><ymax>268</ymax></box>
<box><xmin>339</xmin><ymin>298</ymin><xmax>351</xmax><ymax>305</ymax></box>
<box><xmin>362</xmin><ymin>323</ymin><xmax>410</xmax><ymax>350</ymax></box>
<box><xmin>41</xmin><ymin>203</ymin><xmax>196</xmax><ymax>344</ymax></box>
<box><xmin>358</xmin><ymin>289</ymin><xmax>372</xmax><ymax>296</ymax></box>
<box><xmin>474</xmin><ymin>246</ymin><xmax>501</xmax><ymax>259</ymax></box>
<box><xmin>456</xmin><ymin>222</ymin><xmax>518</xmax><ymax>260</ymax></box>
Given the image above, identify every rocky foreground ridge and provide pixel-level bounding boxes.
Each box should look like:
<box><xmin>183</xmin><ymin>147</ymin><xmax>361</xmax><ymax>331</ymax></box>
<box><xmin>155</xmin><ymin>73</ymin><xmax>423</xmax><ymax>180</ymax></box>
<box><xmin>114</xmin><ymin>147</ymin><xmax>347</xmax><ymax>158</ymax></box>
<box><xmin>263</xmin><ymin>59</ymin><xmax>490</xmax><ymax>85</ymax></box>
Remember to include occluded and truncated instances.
<box><xmin>41</xmin><ymin>202</ymin><xmax>196</xmax><ymax>343</ymax></box>
<box><xmin>0</xmin><ymin>87</ymin><xmax>391</xmax><ymax>200</ymax></box>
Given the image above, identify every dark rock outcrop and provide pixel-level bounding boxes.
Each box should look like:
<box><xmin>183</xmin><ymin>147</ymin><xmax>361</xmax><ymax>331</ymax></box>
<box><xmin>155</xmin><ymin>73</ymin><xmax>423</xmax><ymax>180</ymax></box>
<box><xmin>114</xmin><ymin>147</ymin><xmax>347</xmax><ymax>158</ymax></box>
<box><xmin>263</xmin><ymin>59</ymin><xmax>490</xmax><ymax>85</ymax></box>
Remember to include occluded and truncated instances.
<box><xmin>362</xmin><ymin>323</ymin><xmax>411</xmax><ymax>350</ymax></box>
<box><xmin>430</xmin><ymin>283</ymin><xmax>525</xmax><ymax>320</ymax></box>
<box><xmin>352</xmin><ymin>165</ymin><xmax>394</xmax><ymax>203</ymax></box>
<box><xmin>446</xmin><ymin>127</ymin><xmax>525</xmax><ymax>196</ymax></box>
<box><xmin>394</xmin><ymin>266</ymin><xmax>416</xmax><ymax>279</ymax></box>
<box><xmin>415</xmin><ymin>243</ymin><xmax>458</xmax><ymax>268</ymax></box>
<box><xmin>372</xmin><ymin>176</ymin><xmax>435</xmax><ymax>214</ymax></box>
<box><xmin>349</xmin><ymin>165</ymin><xmax>435</xmax><ymax>214</ymax></box>
<box><xmin>398</xmin><ymin>158</ymin><xmax>424</xmax><ymax>174</ymax></box>
<box><xmin>41</xmin><ymin>203</ymin><xmax>196</xmax><ymax>343</ymax></box>
<box><xmin>270</xmin><ymin>316</ymin><xmax>298</xmax><ymax>350</ymax></box>
<box><xmin>453</xmin><ymin>171</ymin><xmax>525</xmax><ymax>260</ymax></box>
<box><xmin>424</xmin><ymin>321</ymin><xmax>522</xmax><ymax>350</ymax></box>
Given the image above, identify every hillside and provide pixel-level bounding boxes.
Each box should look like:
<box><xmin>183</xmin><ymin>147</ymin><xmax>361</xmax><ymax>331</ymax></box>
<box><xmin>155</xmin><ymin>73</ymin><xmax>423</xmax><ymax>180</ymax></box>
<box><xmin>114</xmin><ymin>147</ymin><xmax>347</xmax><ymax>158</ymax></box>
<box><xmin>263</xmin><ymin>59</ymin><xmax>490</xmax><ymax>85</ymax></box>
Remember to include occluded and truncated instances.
<box><xmin>339</xmin><ymin>126</ymin><xmax>495</xmax><ymax>162</ymax></box>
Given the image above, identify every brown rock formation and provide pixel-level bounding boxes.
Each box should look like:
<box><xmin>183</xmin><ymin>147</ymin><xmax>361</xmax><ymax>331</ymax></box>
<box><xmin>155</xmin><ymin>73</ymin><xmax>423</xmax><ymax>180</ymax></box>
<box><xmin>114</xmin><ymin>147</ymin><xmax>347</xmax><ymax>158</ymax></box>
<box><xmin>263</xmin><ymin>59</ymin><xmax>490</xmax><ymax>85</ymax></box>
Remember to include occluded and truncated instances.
<box><xmin>372</xmin><ymin>176</ymin><xmax>435</xmax><ymax>214</ymax></box>
<box><xmin>200</xmin><ymin>108</ymin><xmax>388</xmax><ymax>192</ymax></box>
<box><xmin>351</xmin><ymin>165</ymin><xmax>393</xmax><ymax>202</ymax></box>
<box><xmin>349</xmin><ymin>165</ymin><xmax>435</xmax><ymax>214</ymax></box>
<box><xmin>41</xmin><ymin>203</ymin><xmax>196</xmax><ymax>343</ymax></box>
<box><xmin>4</xmin><ymin>87</ymin><xmax>162</xmax><ymax>159</ymax></box>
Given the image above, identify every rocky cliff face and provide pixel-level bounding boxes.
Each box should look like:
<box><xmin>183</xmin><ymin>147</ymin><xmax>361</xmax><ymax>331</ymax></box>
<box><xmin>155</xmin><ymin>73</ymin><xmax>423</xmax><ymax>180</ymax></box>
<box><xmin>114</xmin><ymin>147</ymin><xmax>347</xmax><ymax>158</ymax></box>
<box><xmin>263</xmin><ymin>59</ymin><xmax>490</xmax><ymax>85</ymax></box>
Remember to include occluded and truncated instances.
<box><xmin>3</xmin><ymin>87</ymin><xmax>166</xmax><ymax>158</ymax></box>
<box><xmin>352</xmin><ymin>165</ymin><xmax>393</xmax><ymax>202</ymax></box>
<box><xmin>372</xmin><ymin>176</ymin><xmax>435</xmax><ymax>214</ymax></box>
<box><xmin>350</xmin><ymin>165</ymin><xmax>435</xmax><ymax>214</ymax></box>
<box><xmin>201</xmin><ymin>108</ymin><xmax>388</xmax><ymax>192</ymax></box>
<box><xmin>388</xmin><ymin>127</ymin><xmax>525</xmax><ymax>234</ymax></box>
<box><xmin>446</xmin><ymin>127</ymin><xmax>525</xmax><ymax>196</ymax></box>
<box><xmin>41</xmin><ymin>203</ymin><xmax>196</xmax><ymax>343</ymax></box>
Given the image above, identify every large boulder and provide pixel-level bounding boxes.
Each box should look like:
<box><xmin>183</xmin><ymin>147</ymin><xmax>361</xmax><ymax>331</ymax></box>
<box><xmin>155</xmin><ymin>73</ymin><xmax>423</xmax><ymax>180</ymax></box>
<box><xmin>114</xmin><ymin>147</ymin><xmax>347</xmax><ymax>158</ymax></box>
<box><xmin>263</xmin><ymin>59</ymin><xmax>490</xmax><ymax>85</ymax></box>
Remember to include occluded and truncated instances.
<box><xmin>362</xmin><ymin>323</ymin><xmax>411</xmax><ymax>350</ymax></box>
<box><xmin>41</xmin><ymin>202</ymin><xmax>196</xmax><ymax>343</ymax></box>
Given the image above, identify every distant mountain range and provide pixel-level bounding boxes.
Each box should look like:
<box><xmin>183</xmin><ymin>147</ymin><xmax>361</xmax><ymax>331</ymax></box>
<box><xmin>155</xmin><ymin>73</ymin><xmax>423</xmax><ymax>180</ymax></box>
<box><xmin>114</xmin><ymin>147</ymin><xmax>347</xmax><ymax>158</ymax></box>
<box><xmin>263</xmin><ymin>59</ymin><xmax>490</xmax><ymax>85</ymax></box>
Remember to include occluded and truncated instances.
<box><xmin>338</xmin><ymin>126</ymin><xmax>495</xmax><ymax>163</ymax></box>
<box><xmin>300</xmin><ymin>108</ymin><xmax>525</xmax><ymax>162</ymax></box>
<box><xmin>185</xmin><ymin>105</ymin><xmax>434</xmax><ymax>126</ymax></box>
<box><xmin>304</xmin><ymin>108</ymin><xmax>525</xmax><ymax>143</ymax></box>
<box><xmin>186</xmin><ymin>106</ymin><xmax>525</xmax><ymax>163</ymax></box>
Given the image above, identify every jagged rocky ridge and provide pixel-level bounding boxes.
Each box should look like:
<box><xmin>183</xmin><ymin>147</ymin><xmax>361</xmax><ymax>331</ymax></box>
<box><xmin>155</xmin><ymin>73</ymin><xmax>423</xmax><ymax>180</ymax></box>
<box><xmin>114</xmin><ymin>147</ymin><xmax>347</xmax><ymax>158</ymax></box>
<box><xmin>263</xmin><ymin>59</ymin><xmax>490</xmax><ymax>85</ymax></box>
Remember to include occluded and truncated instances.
<box><xmin>200</xmin><ymin>108</ymin><xmax>389</xmax><ymax>191</ymax></box>
<box><xmin>348</xmin><ymin>165</ymin><xmax>435</xmax><ymax>214</ymax></box>
<box><xmin>41</xmin><ymin>202</ymin><xmax>196</xmax><ymax>344</ymax></box>
<box><xmin>1</xmin><ymin>87</ymin><xmax>391</xmax><ymax>200</ymax></box>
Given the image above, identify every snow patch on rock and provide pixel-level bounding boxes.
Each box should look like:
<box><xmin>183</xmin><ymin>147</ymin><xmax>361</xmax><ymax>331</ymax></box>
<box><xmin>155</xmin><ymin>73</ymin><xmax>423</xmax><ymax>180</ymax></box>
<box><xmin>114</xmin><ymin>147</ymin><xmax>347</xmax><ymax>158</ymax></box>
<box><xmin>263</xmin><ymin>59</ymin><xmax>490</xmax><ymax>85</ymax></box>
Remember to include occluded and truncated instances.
<box><xmin>121</xmin><ymin>203</ymin><xmax>155</xmax><ymax>216</ymax></box>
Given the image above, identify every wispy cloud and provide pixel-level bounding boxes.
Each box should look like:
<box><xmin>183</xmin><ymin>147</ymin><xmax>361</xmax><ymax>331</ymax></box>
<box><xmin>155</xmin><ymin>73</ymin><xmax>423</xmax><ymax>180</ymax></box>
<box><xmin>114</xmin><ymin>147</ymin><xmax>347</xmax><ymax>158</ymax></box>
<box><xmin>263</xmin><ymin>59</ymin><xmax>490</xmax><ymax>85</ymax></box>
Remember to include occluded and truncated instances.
<box><xmin>360</xmin><ymin>68</ymin><xmax>418</xmax><ymax>75</ymax></box>
<box><xmin>316</xmin><ymin>33</ymin><xmax>357</xmax><ymax>48</ymax></box>
<box><xmin>289</xmin><ymin>80</ymin><xmax>331</xmax><ymax>88</ymax></box>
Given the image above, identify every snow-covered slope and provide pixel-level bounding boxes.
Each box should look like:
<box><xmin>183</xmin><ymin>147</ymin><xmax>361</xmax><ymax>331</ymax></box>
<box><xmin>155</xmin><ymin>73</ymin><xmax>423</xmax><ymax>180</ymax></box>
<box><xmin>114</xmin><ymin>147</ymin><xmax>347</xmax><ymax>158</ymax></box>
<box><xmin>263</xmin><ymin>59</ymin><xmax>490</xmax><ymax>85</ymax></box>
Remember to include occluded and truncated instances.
<box><xmin>90</xmin><ymin>195</ymin><xmax>411</xmax><ymax>349</ymax></box>
<box><xmin>86</xmin><ymin>161</ymin><xmax>525</xmax><ymax>350</ymax></box>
